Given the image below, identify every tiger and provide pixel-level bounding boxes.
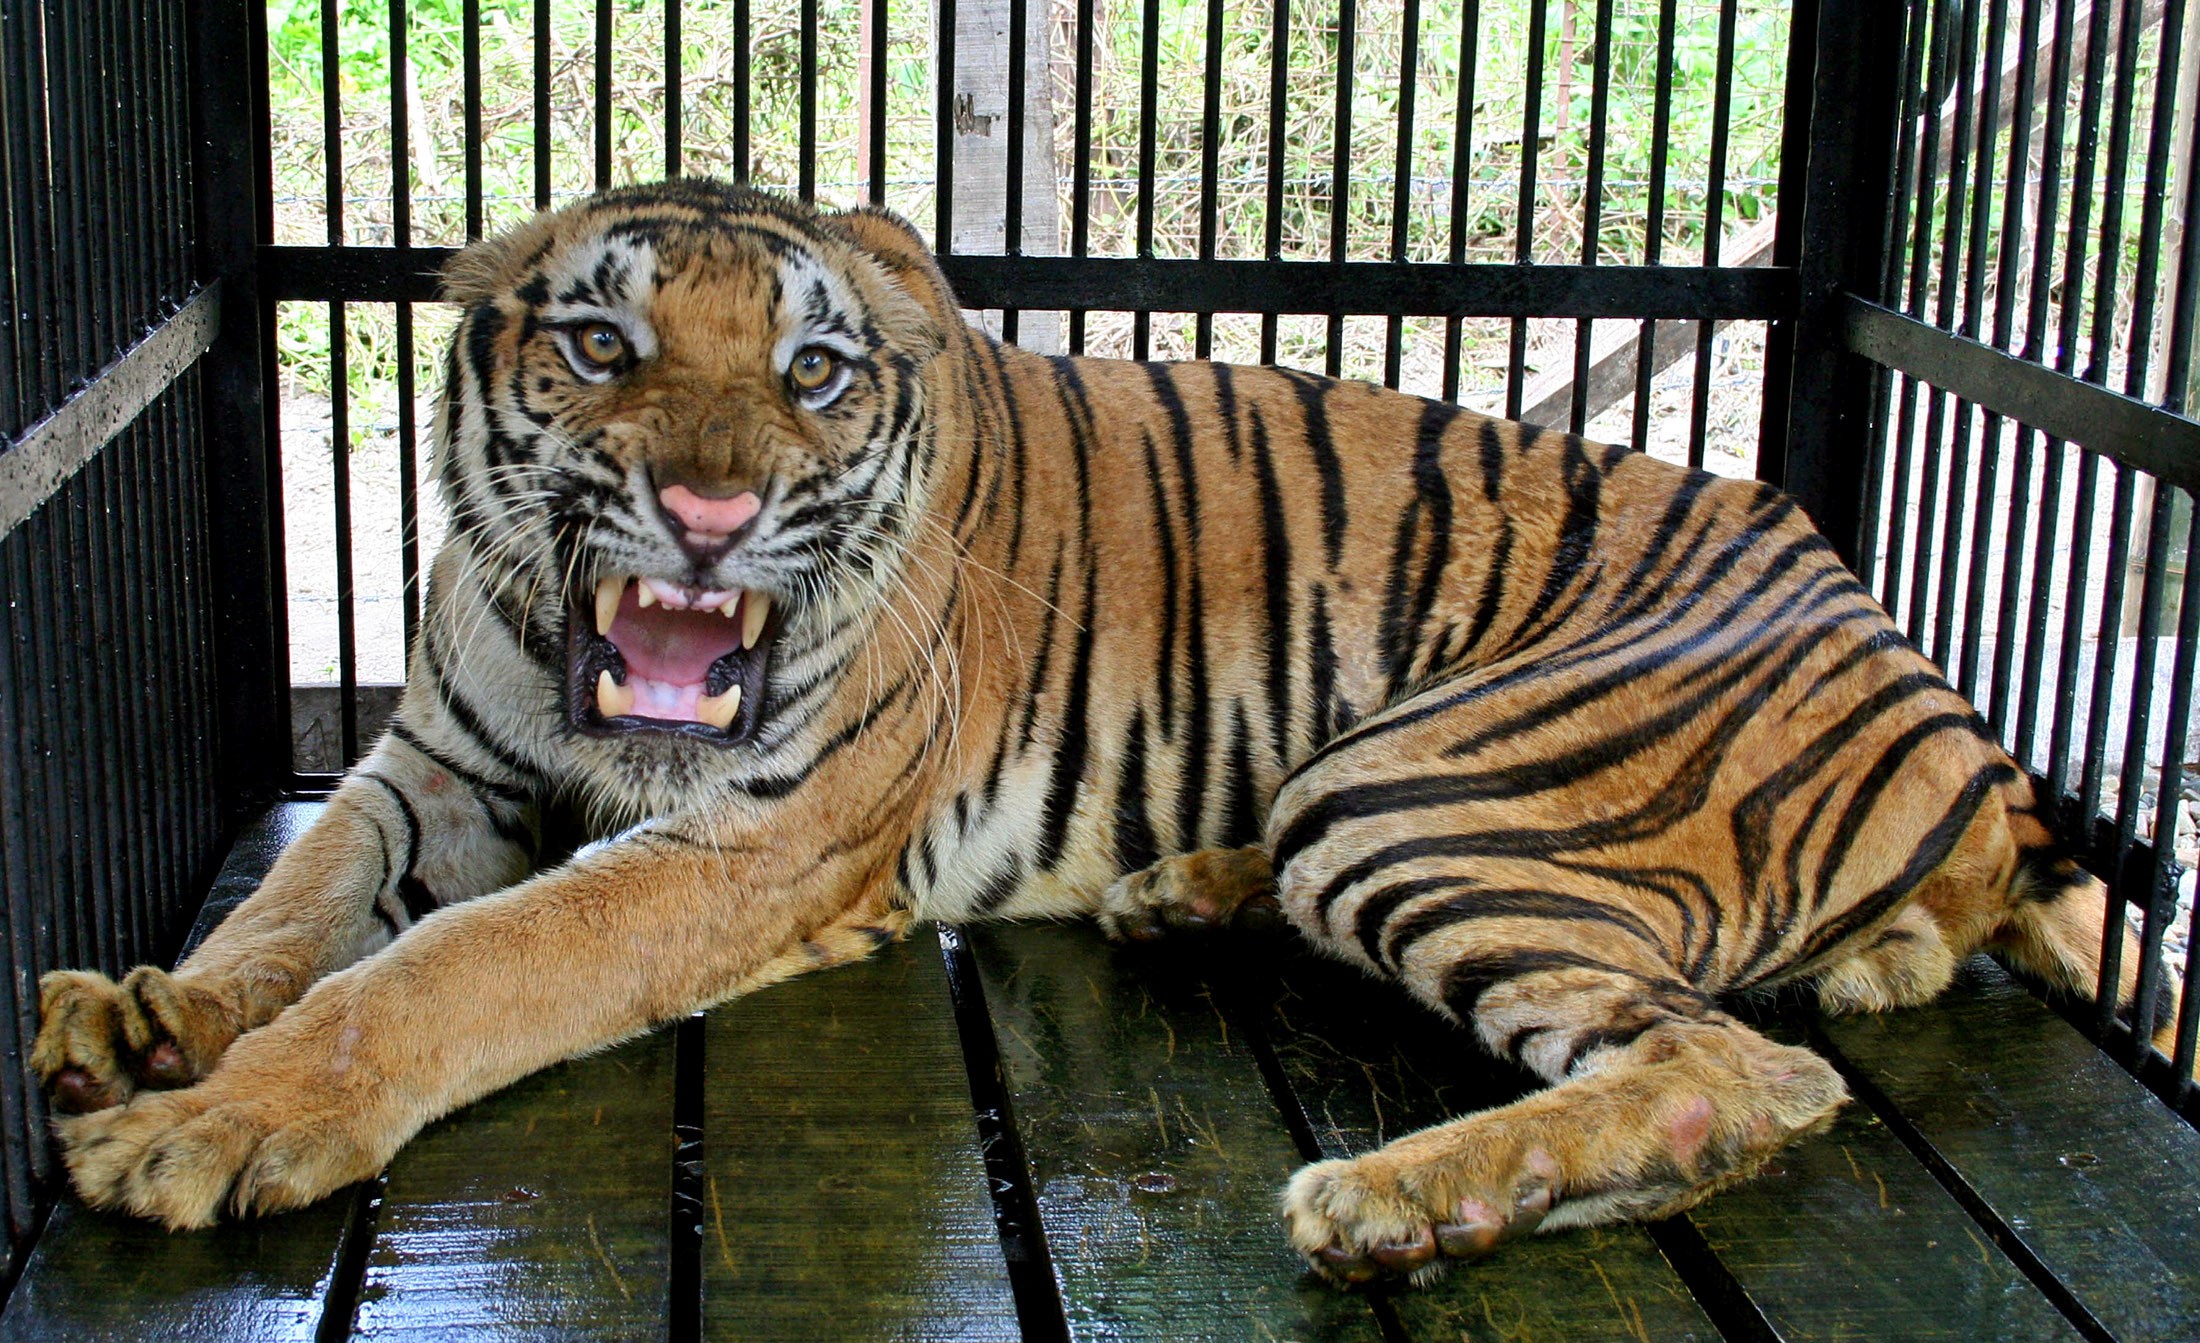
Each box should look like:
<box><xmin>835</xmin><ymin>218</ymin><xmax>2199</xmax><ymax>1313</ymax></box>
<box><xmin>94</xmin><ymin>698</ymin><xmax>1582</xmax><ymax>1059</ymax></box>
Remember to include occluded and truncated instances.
<box><xmin>28</xmin><ymin>178</ymin><xmax>2177</xmax><ymax>1285</ymax></box>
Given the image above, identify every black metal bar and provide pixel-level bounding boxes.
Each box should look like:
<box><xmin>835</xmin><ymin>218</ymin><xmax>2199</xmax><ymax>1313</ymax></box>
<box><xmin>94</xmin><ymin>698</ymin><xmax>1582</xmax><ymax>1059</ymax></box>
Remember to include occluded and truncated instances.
<box><xmin>1983</xmin><ymin>0</ymin><xmax>2049</xmax><ymax>733</ymax></box>
<box><xmin>1384</xmin><ymin>0</ymin><xmax>1420</xmax><ymax>390</ymax></box>
<box><xmin>1628</xmin><ymin>0</ymin><xmax>1680</xmax><ymax>452</ymax></box>
<box><xmin>1002</xmin><ymin>0</ymin><xmax>1028</xmax><ymax>346</ymax></box>
<box><xmin>464</xmin><ymin>0</ymin><xmax>482</xmax><ymax>236</ymax></box>
<box><xmin>397</xmin><ymin>302</ymin><xmax>421</xmax><ymax>656</ymax></box>
<box><xmin>936</xmin><ymin>0</ymin><xmax>956</xmax><ymax>253</ymax></box>
<box><xmin>195</xmin><ymin>0</ymin><xmax>288</xmax><ymax>813</ymax></box>
<box><xmin>264</xmin><ymin>244</ymin><xmax>1797</xmax><ymax>319</ymax></box>
<box><xmin>666</xmin><ymin>0</ymin><xmax>682</xmax><ymax>178</ymax></box>
<box><xmin>1763</xmin><ymin>0</ymin><xmax>1901</xmax><ymax>571</ymax></box>
<box><xmin>1439</xmin><ymin>0</ymin><xmax>1480</xmax><ymax>403</ymax></box>
<box><xmin>1258</xmin><ymin>0</ymin><xmax>1288</xmax><ymax>365</ymax></box>
<box><xmin>1856</xmin><ymin>0</ymin><xmax>1930</xmax><ymax>594</ymax></box>
<box><xmin>330</xmin><ymin>301</ymin><xmax>357</xmax><ymax>767</ymax></box>
<box><xmin>1567</xmin><ymin>0</ymin><xmax>1615</xmax><ymax>430</ymax></box>
<box><xmin>1133</xmin><ymin>0</ymin><xmax>1159</xmax><ymax>360</ymax></box>
<box><xmin>2042</xmin><ymin>0</ymin><xmax>2123</xmax><ymax>798</ymax></box>
<box><xmin>1948</xmin><ymin>0</ymin><xmax>2014</xmax><ymax>699</ymax></box>
<box><xmin>732</xmin><ymin>0</ymin><xmax>748</xmax><ymax>180</ymax></box>
<box><xmin>1841</xmin><ymin>299</ymin><xmax>2200</xmax><ymax>496</ymax></box>
<box><xmin>1068</xmin><ymin>0</ymin><xmax>1094</xmax><ymax>353</ymax></box>
<box><xmin>1324</xmin><ymin>0</ymin><xmax>1357</xmax><ymax>378</ymax></box>
<box><xmin>1506</xmin><ymin>0</ymin><xmax>1550</xmax><ymax>417</ymax></box>
<box><xmin>0</xmin><ymin>286</ymin><xmax>220</xmax><ymax>537</ymax></box>
<box><xmin>595</xmin><ymin>0</ymin><xmax>613</xmax><ymax>190</ymax></box>
<box><xmin>1686</xmin><ymin>0</ymin><xmax>1741</xmax><ymax>469</ymax></box>
<box><xmin>1195</xmin><ymin>0</ymin><xmax>1223</xmax><ymax>360</ymax></box>
<box><xmin>534</xmin><ymin>0</ymin><xmax>551</xmax><ymax>208</ymax></box>
<box><xmin>2011</xmin><ymin>0</ymin><xmax>2085</xmax><ymax>762</ymax></box>
<box><xmin>866</xmin><ymin>0</ymin><xmax>887</xmax><ymax>205</ymax></box>
<box><xmin>798</xmin><ymin>0</ymin><xmax>816</xmax><ymax>200</ymax></box>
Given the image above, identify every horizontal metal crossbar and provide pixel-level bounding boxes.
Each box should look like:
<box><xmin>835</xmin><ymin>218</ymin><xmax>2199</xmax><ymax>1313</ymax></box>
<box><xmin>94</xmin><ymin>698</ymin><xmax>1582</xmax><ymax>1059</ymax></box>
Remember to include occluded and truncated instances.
<box><xmin>1841</xmin><ymin>295</ymin><xmax>2200</xmax><ymax>496</ymax></box>
<box><xmin>0</xmin><ymin>283</ymin><xmax>222</xmax><ymax>540</ymax></box>
<box><xmin>261</xmin><ymin>245</ymin><xmax>1795</xmax><ymax>320</ymax></box>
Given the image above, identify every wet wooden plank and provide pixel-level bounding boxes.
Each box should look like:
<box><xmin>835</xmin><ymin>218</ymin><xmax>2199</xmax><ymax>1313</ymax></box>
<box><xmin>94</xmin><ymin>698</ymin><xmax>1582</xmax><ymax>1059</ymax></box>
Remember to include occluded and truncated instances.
<box><xmin>1240</xmin><ymin>942</ymin><xmax>1721</xmax><ymax>1342</ymax></box>
<box><xmin>349</xmin><ymin>1031</ymin><xmax>677</xmax><ymax>1339</ymax></box>
<box><xmin>0</xmin><ymin>803</ymin><xmax>353</xmax><ymax>1343</ymax></box>
<box><xmin>1684</xmin><ymin>1014</ymin><xmax>2082</xmax><ymax>1342</ymax></box>
<box><xmin>971</xmin><ymin>922</ymin><xmax>1385</xmax><ymax>1342</ymax></box>
<box><xmin>700</xmin><ymin>926</ymin><xmax>1018</xmax><ymax>1341</ymax></box>
<box><xmin>1816</xmin><ymin>955</ymin><xmax>2200</xmax><ymax>1341</ymax></box>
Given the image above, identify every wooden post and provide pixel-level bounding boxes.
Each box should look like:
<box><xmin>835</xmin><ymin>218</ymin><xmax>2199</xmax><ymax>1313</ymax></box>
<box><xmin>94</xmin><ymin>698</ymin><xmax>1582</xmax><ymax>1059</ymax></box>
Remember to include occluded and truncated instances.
<box><xmin>941</xmin><ymin>0</ymin><xmax>1061</xmax><ymax>352</ymax></box>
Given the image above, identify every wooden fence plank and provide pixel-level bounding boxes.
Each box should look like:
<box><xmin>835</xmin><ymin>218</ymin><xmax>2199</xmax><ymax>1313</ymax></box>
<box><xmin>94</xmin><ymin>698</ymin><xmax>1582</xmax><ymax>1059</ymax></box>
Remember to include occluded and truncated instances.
<box><xmin>1817</xmin><ymin>957</ymin><xmax>2200</xmax><ymax>1341</ymax></box>
<box><xmin>701</xmin><ymin>926</ymin><xmax>1018</xmax><ymax>1341</ymax></box>
<box><xmin>972</xmin><ymin>923</ymin><xmax>1386</xmax><ymax>1342</ymax></box>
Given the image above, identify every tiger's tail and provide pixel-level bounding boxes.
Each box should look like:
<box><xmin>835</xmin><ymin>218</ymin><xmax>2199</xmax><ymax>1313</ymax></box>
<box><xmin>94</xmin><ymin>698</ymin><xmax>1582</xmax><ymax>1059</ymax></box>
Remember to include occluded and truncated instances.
<box><xmin>1993</xmin><ymin>855</ymin><xmax>2185</xmax><ymax>1066</ymax></box>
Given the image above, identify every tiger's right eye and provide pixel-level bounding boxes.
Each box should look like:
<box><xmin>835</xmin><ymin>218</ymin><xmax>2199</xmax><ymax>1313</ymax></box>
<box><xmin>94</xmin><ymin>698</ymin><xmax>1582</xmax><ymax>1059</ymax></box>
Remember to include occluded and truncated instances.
<box><xmin>573</xmin><ymin>322</ymin><xmax>628</xmax><ymax>369</ymax></box>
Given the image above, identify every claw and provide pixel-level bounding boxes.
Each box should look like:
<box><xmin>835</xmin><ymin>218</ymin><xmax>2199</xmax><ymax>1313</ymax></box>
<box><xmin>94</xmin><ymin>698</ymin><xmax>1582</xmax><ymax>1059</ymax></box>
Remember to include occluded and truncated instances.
<box><xmin>1315</xmin><ymin>1243</ymin><xmax>1380</xmax><ymax>1284</ymax></box>
<box><xmin>51</xmin><ymin>1068</ymin><xmax>119</xmax><ymax>1115</ymax></box>
<box><xmin>1435</xmin><ymin>1198</ymin><xmax>1504</xmax><ymax>1259</ymax></box>
<box><xmin>1371</xmin><ymin>1225</ymin><xmax>1437</xmax><ymax>1272</ymax></box>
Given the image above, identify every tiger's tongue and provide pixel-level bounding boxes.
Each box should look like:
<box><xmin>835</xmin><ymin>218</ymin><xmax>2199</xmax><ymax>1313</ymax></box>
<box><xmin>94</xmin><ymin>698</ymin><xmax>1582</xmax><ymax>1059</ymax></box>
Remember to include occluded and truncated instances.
<box><xmin>606</xmin><ymin>596</ymin><xmax>742</xmax><ymax>695</ymax></box>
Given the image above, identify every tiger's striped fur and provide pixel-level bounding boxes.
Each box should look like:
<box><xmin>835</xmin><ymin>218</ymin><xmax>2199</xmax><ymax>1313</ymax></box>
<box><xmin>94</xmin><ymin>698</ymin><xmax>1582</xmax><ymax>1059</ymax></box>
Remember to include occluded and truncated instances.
<box><xmin>32</xmin><ymin>181</ymin><xmax>2169</xmax><ymax>1281</ymax></box>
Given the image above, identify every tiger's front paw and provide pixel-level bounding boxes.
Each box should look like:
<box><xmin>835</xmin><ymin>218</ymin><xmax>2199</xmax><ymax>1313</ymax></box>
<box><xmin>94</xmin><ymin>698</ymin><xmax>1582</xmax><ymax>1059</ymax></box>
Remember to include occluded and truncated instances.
<box><xmin>57</xmin><ymin>1057</ymin><xmax>393</xmax><ymax>1229</ymax></box>
<box><xmin>31</xmin><ymin>968</ymin><xmax>242</xmax><ymax>1114</ymax></box>
<box><xmin>1098</xmin><ymin>847</ymin><xmax>1279</xmax><ymax>941</ymax></box>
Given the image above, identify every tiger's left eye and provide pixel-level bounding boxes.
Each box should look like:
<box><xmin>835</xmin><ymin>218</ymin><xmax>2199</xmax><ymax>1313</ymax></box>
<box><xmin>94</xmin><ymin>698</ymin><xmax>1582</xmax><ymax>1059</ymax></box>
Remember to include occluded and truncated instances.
<box><xmin>573</xmin><ymin>322</ymin><xmax>628</xmax><ymax>368</ymax></box>
<box><xmin>788</xmin><ymin>347</ymin><xmax>838</xmax><ymax>394</ymax></box>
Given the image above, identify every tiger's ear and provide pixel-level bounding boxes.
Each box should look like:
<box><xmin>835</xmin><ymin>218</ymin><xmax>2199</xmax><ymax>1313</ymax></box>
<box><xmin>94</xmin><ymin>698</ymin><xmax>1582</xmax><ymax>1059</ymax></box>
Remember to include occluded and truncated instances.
<box><xmin>831</xmin><ymin>206</ymin><xmax>958</xmax><ymax>360</ymax></box>
<box><xmin>439</xmin><ymin>210</ymin><xmax>560</xmax><ymax>308</ymax></box>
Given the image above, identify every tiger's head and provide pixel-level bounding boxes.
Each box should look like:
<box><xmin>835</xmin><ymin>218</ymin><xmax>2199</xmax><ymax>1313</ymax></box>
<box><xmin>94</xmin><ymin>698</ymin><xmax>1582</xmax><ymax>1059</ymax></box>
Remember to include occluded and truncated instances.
<box><xmin>434</xmin><ymin>180</ymin><xmax>962</xmax><ymax>759</ymax></box>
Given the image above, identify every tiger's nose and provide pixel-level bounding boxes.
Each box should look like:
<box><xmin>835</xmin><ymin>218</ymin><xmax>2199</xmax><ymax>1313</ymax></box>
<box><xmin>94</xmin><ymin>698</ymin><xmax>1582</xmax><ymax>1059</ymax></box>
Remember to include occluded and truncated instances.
<box><xmin>659</xmin><ymin>483</ymin><xmax>762</xmax><ymax>555</ymax></box>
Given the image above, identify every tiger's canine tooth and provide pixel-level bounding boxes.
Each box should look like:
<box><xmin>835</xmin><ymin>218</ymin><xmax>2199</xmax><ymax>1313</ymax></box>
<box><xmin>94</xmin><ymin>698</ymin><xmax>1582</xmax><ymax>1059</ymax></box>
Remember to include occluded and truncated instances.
<box><xmin>741</xmin><ymin>592</ymin><xmax>771</xmax><ymax>649</ymax></box>
<box><xmin>595</xmin><ymin>577</ymin><xmax>624</xmax><ymax>635</ymax></box>
<box><xmin>636</xmin><ymin>583</ymin><xmax>658</xmax><ymax>609</ymax></box>
<box><xmin>596</xmin><ymin>669</ymin><xmax>634</xmax><ymax>718</ymax></box>
<box><xmin>696</xmin><ymin>683</ymin><xmax>742</xmax><ymax>730</ymax></box>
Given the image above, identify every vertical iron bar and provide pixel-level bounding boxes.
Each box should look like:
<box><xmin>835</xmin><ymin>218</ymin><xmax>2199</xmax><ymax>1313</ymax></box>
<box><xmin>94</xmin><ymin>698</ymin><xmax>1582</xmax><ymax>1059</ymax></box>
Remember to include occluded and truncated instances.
<box><xmin>1440</xmin><ymin>0</ymin><xmax>1480</xmax><ymax>403</ymax></box>
<box><xmin>1134</xmin><ymin>0</ymin><xmax>1160</xmax><ymax>359</ymax></box>
<box><xmin>1948</xmin><ymin>0</ymin><xmax>2012</xmax><ymax>699</ymax></box>
<box><xmin>667</xmin><ymin>0</ymin><xmax>682</xmax><ymax>177</ymax></box>
<box><xmin>2043</xmin><ymin>0</ymin><xmax>2121</xmax><ymax>799</ymax></box>
<box><xmin>1857</xmin><ymin>0</ymin><xmax>1932</xmax><ymax>593</ymax></box>
<box><xmin>1004</xmin><ymin>0</ymin><xmax>1029</xmax><ymax>345</ymax></box>
<box><xmin>1195</xmin><ymin>0</ymin><xmax>1224</xmax><ymax>359</ymax></box>
<box><xmin>595</xmin><ymin>0</ymin><xmax>613</xmax><ymax>190</ymax></box>
<box><xmin>535</xmin><ymin>0</ymin><xmax>552</xmax><ymax>207</ymax></box>
<box><xmin>1070</xmin><ymin>0</ymin><xmax>1094</xmax><ymax>352</ymax></box>
<box><xmin>1259</xmin><ymin>0</ymin><xmax>1288</xmax><ymax>364</ymax></box>
<box><xmin>733</xmin><ymin>0</ymin><xmax>749</xmax><ymax>180</ymax></box>
<box><xmin>1567</xmin><ymin>0</ymin><xmax>1614</xmax><ymax>430</ymax></box>
<box><xmin>1983</xmin><ymin>0</ymin><xmax>2048</xmax><ymax>733</ymax></box>
<box><xmin>1383</xmin><ymin>0</ymin><xmax>1420</xmax><ymax>389</ymax></box>
<box><xmin>868</xmin><ymin>0</ymin><xmax>888</xmax><ymax>204</ymax></box>
<box><xmin>465</xmin><ymin>0</ymin><xmax>482</xmax><ymax>235</ymax></box>
<box><xmin>1325</xmin><ymin>0</ymin><xmax>1357</xmax><ymax>378</ymax></box>
<box><xmin>1685</xmin><ymin>0</ymin><xmax>1740</xmax><ymax>467</ymax></box>
<box><xmin>936</xmin><ymin>0</ymin><xmax>957</xmax><ymax>252</ymax></box>
<box><xmin>1630</xmin><ymin>0</ymin><xmax>1679</xmax><ymax>451</ymax></box>
<box><xmin>799</xmin><ymin>0</ymin><xmax>817</xmax><ymax>199</ymax></box>
<box><xmin>331</xmin><ymin>303</ymin><xmax>358</xmax><ymax>766</ymax></box>
<box><xmin>1506</xmin><ymin>0</ymin><xmax>1550</xmax><ymax>417</ymax></box>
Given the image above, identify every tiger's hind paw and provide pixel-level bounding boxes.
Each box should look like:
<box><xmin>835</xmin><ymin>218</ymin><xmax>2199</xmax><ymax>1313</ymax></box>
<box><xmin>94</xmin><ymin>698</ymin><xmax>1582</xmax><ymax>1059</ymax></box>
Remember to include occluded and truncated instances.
<box><xmin>32</xmin><ymin>968</ymin><xmax>241</xmax><ymax>1114</ymax></box>
<box><xmin>1098</xmin><ymin>847</ymin><xmax>1278</xmax><ymax>942</ymax></box>
<box><xmin>1282</xmin><ymin>1145</ymin><xmax>1563</xmax><ymax>1287</ymax></box>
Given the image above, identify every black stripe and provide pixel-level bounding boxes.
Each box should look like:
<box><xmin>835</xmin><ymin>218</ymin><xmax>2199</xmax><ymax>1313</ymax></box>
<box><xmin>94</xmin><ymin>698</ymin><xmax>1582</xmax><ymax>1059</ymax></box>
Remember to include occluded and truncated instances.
<box><xmin>1113</xmin><ymin>707</ymin><xmax>1160</xmax><ymax>875</ymax></box>
<box><xmin>1249</xmin><ymin>404</ymin><xmax>1296</xmax><ymax>762</ymax></box>
<box><xmin>1280</xmin><ymin>370</ymin><xmax>1347</xmax><ymax>568</ymax></box>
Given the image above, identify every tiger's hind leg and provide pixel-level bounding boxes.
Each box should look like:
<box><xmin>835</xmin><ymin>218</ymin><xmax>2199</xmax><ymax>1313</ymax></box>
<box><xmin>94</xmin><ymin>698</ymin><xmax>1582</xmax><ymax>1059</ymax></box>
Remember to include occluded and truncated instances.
<box><xmin>1275</xmin><ymin>951</ymin><xmax>1846</xmax><ymax>1282</ymax></box>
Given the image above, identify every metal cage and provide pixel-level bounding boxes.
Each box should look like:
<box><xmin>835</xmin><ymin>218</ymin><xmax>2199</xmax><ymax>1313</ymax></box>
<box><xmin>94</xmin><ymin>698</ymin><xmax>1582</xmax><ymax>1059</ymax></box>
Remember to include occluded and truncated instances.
<box><xmin>0</xmin><ymin>0</ymin><xmax>2196</xmax><ymax>1292</ymax></box>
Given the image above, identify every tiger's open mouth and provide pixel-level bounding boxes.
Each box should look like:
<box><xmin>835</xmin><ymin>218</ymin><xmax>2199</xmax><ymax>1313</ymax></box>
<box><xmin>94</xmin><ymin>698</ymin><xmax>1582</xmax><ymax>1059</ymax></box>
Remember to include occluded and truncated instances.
<box><xmin>567</xmin><ymin>576</ymin><xmax>778</xmax><ymax>744</ymax></box>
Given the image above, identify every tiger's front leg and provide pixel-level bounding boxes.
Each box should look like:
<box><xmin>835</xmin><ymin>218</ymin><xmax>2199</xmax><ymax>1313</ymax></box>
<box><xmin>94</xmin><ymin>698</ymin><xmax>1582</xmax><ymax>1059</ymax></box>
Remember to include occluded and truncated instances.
<box><xmin>55</xmin><ymin>825</ymin><xmax>902</xmax><ymax>1228</ymax></box>
<box><xmin>30</xmin><ymin>728</ymin><xmax>536</xmax><ymax>1115</ymax></box>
